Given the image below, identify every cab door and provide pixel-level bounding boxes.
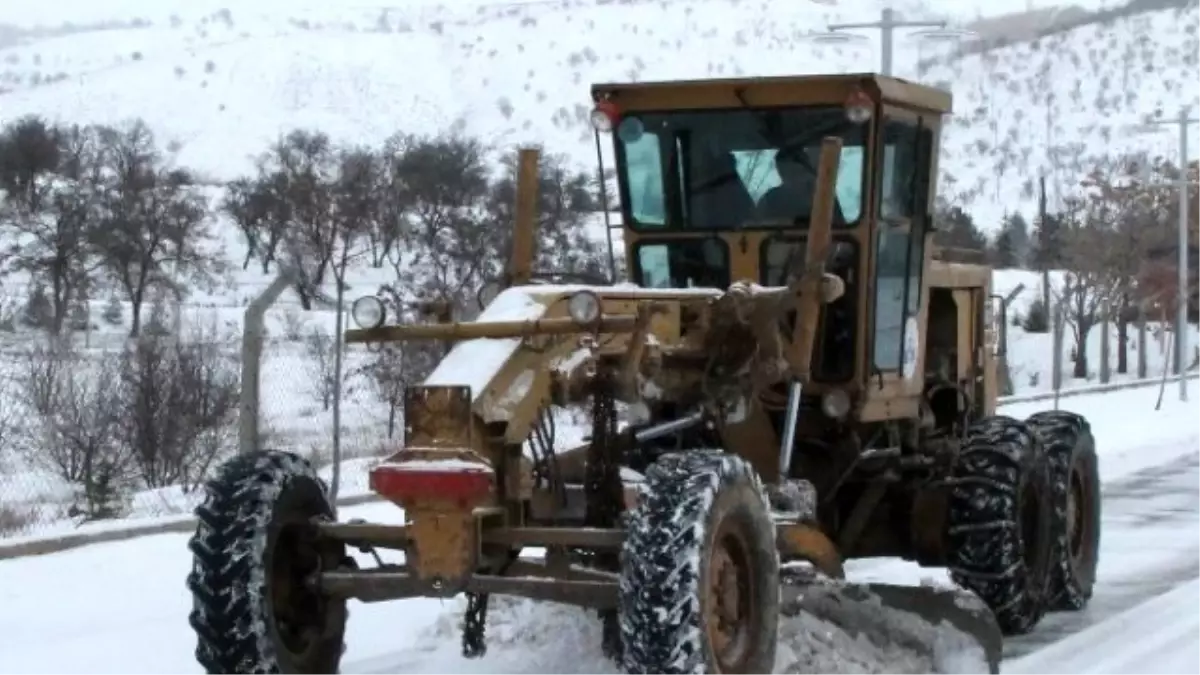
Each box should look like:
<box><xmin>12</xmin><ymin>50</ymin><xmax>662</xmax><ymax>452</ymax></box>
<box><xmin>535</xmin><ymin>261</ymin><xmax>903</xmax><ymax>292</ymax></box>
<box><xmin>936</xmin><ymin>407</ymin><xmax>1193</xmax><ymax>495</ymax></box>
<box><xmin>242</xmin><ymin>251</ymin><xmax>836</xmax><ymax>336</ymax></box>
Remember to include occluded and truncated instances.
<box><xmin>865</xmin><ymin>109</ymin><xmax>936</xmax><ymax>405</ymax></box>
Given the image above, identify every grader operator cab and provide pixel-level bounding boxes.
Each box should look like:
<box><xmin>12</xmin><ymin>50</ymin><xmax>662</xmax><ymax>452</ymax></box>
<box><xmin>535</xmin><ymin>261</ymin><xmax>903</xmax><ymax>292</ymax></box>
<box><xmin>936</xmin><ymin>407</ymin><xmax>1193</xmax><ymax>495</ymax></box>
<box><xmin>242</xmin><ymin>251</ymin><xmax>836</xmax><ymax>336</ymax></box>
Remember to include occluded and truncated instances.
<box><xmin>186</xmin><ymin>73</ymin><xmax>1101</xmax><ymax>675</ymax></box>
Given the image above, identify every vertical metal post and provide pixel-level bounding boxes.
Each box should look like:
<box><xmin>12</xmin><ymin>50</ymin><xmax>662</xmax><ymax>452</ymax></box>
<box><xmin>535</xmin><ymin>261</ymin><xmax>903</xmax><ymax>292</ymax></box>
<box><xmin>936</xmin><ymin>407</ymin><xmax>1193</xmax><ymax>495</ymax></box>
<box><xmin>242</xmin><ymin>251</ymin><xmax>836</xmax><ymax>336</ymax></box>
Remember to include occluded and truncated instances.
<box><xmin>1137</xmin><ymin>304</ymin><xmax>1148</xmax><ymax>379</ymax></box>
<box><xmin>779</xmin><ymin>381</ymin><xmax>803</xmax><ymax>480</ymax></box>
<box><xmin>879</xmin><ymin>7</ymin><xmax>894</xmax><ymax>76</ymax></box>
<box><xmin>1139</xmin><ymin>109</ymin><xmax>1197</xmax><ymax>398</ymax></box>
<box><xmin>1051</xmin><ymin>301</ymin><xmax>1064</xmax><ymax>410</ymax></box>
<box><xmin>1176</xmin><ymin>108</ymin><xmax>1189</xmax><ymax>401</ymax></box>
<box><xmin>1099</xmin><ymin>306</ymin><xmax>1111</xmax><ymax>384</ymax></box>
<box><xmin>506</xmin><ymin>147</ymin><xmax>540</xmax><ymax>288</ymax></box>
<box><xmin>239</xmin><ymin>268</ymin><xmax>296</xmax><ymax>455</ymax></box>
<box><xmin>331</xmin><ymin>289</ymin><xmax>345</xmax><ymax>505</ymax></box>
<box><xmin>823</xmin><ymin>8</ymin><xmax>950</xmax><ymax>77</ymax></box>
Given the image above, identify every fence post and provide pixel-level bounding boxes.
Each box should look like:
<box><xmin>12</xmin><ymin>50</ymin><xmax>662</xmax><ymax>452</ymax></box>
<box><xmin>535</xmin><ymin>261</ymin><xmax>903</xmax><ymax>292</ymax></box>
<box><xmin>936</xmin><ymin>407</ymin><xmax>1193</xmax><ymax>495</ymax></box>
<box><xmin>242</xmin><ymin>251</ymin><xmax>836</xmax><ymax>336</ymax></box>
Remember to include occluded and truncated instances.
<box><xmin>239</xmin><ymin>268</ymin><xmax>296</xmax><ymax>456</ymax></box>
<box><xmin>997</xmin><ymin>283</ymin><xmax>1025</xmax><ymax>397</ymax></box>
<box><xmin>1099</xmin><ymin>305</ymin><xmax>1112</xmax><ymax>385</ymax></box>
<box><xmin>1137</xmin><ymin>303</ymin><xmax>1148</xmax><ymax>379</ymax></box>
<box><xmin>1052</xmin><ymin>300</ymin><xmax>1065</xmax><ymax>411</ymax></box>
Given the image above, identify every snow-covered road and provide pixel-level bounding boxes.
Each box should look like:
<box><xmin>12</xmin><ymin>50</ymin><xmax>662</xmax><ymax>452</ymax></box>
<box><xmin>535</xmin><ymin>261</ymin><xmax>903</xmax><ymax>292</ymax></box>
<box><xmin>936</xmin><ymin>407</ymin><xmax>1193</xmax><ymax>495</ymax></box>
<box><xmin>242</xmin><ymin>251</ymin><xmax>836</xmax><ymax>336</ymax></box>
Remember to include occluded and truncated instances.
<box><xmin>0</xmin><ymin>386</ymin><xmax>1195</xmax><ymax>674</ymax></box>
<box><xmin>1005</xmin><ymin>578</ymin><xmax>1200</xmax><ymax>674</ymax></box>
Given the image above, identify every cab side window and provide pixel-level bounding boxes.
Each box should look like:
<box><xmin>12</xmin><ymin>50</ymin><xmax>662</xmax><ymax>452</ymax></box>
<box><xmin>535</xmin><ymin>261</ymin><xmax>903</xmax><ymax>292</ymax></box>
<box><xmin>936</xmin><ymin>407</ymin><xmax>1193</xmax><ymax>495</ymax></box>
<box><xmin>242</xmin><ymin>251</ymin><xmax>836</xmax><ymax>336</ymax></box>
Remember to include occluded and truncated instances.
<box><xmin>871</xmin><ymin>118</ymin><xmax>933</xmax><ymax>373</ymax></box>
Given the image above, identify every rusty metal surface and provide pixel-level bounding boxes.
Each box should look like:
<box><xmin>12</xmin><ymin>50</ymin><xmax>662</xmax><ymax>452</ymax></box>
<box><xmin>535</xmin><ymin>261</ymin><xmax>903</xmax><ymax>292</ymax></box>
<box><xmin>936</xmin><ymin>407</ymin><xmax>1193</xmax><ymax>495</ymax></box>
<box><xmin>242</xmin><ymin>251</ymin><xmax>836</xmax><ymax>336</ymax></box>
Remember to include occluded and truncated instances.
<box><xmin>403</xmin><ymin>386</ymin><xmax>473</xmax><ymax>449</ymax></box>
<box><xmin>405</xmin><ymin>508</ymin><xmax>477</xmax><ymax>583</ymax></box>
<box><xmin>508</xmin><ymin>148</ymin><xmax>539</xmax><ymax>286</ymax></box>
<box><xmin>786</xmin><ymin>136</ymin><xmax>842</xmax><ymax>383</ymax></box>
<box><xmin>344</xmin><ymin>313</ymin><xmax>639</xmax><ymax>343</ymax></box>
<box><xmin>591</xmin><ymin>73</ymin><xmax>952</xmax><ymax>114</ymax></box>
<box><xmin>776</xmin><ymin>522</ymin><xmax>845</xmax><ymax>579</ymax></box>
<box><xmin>320</xmin><ymin>569</ymin><xmax>618</xmax><ymax>609</ymax></box>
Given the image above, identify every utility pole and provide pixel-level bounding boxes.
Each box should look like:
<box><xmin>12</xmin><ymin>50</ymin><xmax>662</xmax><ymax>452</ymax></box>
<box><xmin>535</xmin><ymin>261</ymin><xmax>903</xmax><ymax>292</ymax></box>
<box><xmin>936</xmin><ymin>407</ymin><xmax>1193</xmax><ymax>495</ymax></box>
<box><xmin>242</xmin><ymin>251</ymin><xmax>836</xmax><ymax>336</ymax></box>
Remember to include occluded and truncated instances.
<box><xmin>825</xmin><ymin>8</ymin><xmax>946</xmax><ymax>75</ymax></box>
<box><xmin>1140</xmin><ymin>108</ymin><xmax>1198</xmax><ymax>402</ymax></box>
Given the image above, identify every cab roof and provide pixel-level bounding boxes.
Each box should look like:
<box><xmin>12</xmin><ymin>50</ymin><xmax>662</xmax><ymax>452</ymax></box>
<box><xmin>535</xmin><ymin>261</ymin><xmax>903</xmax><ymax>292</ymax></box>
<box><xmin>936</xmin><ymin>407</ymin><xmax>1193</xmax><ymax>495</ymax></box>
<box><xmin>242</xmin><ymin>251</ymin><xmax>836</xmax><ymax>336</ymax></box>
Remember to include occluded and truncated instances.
<box><xmin>591</xmin><ymin>72</ymin><xmax>953</xmax><ymax>116</ymax></box>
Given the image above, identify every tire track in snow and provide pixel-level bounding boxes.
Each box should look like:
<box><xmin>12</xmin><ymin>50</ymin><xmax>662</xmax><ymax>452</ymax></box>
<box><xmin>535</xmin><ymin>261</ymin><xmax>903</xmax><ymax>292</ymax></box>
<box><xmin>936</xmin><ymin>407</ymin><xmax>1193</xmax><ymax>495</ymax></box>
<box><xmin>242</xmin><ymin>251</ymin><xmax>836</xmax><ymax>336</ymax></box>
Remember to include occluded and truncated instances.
<box><xmin>1003</xmin><ymin>451</ymin><xmax>1200</xmax><ymax>661</ymax></box>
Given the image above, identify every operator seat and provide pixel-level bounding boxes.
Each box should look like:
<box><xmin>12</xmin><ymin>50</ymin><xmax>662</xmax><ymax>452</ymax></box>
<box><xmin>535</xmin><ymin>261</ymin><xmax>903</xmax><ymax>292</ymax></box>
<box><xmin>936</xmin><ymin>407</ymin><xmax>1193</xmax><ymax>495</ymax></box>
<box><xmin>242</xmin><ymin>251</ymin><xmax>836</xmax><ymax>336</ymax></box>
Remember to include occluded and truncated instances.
<box><xmin>690</xmin><ymin>150</ymin><xmax>754</xmax><ymax>229</ymax></box>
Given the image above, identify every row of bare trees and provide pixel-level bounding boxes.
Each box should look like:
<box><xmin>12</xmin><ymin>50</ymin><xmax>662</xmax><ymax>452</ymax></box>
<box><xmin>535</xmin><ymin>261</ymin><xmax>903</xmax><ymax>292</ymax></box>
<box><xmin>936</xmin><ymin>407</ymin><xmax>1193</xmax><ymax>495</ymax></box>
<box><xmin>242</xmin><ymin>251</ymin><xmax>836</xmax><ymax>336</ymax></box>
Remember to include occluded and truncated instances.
<box><xmin>0</xmin><ymin>116</ymin><xmax>612</xmax><ymax>524</ymax></box>
<box><xmin>0</xmin><ymin>116</ymin><xmax>221</xmax><ymax>337</ymax></box>
<box><xmin>224</xmin><ymin>130</ymin><xmax>610</xmax><ymax>313</ymax></box>
<box><xmin>8</xmin><ymin>323</ymin><xmax>239</xmax><ymax>520</ymax></box>
<box><xmin>1034</xmin><ymin>153</ymin><xmax>1197</xmax><ymax>378</ymax></box>
<box><xmin>222</xmin><ymin>130</ymin><xmax>611</xmax><ymax>441</ymax></box>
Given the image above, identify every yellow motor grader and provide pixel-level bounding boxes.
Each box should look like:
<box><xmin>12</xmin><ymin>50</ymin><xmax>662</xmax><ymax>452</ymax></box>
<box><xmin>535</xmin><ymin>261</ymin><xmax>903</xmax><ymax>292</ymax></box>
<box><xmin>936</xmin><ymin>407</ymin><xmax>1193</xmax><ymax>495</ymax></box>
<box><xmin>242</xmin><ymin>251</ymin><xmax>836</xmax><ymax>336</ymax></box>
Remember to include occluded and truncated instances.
<box><xmin>186</xmin><ymin>73</ymin><xmax>1101</xmax><ymax>674</ymax></box>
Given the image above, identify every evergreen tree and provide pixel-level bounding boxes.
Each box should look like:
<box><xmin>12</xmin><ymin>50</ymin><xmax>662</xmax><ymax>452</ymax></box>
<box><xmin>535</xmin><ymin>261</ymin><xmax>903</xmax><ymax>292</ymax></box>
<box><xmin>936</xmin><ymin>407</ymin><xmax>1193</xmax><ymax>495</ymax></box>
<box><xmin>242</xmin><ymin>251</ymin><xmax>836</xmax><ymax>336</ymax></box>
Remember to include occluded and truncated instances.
<box><xmin>992</xmin><ymin>212</ymin><xmax>1031</xmax><ymax>269</ymax></box>
<box><xmin>933</xmin><ymin>202</ymin><xmax>988</xmax><ymax>251</ymax></box>
<box><xmin>69</xmin><ymin>286</ymin><xmax>90</xmax><ymax>331</ymax></box>
<box><xmin>143</xmin><ymin>290</ymin><xmax>171</xmax><ymax>337</ymax></box>
<box><xmin>101</xmin><ymin>292</ymin><xmax>124</xmax><ymax>326</ymax></box>
<box><xmin>1031</xmin><ymin>211</ymin><xmax>1066</xmax><ymax>270</ymax></box>
<box><xmin>1022</xmin><ymin>296</ymin><xmax>1050</xmax><ymax>333</ymax></box>
<box><xmin>21</xmin><ymin>283</ymin><xmax>52</xmax><ymax>329</ymax></box>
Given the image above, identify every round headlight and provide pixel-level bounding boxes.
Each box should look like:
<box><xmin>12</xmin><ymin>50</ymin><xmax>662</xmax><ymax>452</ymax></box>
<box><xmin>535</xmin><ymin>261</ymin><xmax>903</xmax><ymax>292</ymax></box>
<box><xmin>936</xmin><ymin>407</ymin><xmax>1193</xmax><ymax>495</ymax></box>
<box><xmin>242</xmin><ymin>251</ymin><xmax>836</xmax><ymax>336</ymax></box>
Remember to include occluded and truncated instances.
<box><xmin>566</xmin><ymin>290</ymin><xmax>601</xmax><ymax>324</ymax></box>
<box><xmin>590</xmin><ymin>107</ymin><xmax>614</xmax><ymax>132</ymax></box>
<box><xmin>820</xmin><ymin>389</ymin><xmax>851</xmax><ymax>419</ymax></box>
<box><xmin>351</xmin><ymin>296</ymin><xmax>386</xmax><ymax>329</ymax></box>
<box><xmin>590</xmin><ymin>100</ymin><xmax>619</xmax><ymax>132</ymax></box>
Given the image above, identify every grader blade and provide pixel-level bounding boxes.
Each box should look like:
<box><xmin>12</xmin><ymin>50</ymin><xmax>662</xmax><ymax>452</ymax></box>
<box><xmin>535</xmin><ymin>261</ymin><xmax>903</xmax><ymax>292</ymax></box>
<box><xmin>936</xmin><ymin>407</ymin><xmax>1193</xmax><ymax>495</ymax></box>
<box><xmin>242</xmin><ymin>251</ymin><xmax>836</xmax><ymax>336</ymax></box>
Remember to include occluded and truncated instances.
<box><xmin>782</xmin><ymin>576</ymin><xmax>1003</xmax><ymax>674</ymax></box>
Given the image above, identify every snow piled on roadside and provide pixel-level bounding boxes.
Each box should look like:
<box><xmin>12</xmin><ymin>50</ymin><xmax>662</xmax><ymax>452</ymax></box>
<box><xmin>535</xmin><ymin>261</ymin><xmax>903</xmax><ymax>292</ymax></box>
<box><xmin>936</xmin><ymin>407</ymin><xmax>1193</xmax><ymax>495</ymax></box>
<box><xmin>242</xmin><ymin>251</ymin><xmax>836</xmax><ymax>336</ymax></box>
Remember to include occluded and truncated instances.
<box><xmin>401</xmin><ymin>591</ymin><xmax>989</xmax><ymax>674</ymax></box>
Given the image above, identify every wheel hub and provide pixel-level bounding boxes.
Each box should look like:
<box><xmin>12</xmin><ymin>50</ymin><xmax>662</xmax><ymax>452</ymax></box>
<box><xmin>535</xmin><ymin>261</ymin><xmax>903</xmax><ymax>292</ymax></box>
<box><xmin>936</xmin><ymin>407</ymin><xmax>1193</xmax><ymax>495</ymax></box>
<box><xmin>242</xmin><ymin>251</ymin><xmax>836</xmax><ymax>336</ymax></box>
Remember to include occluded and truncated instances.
<box><xmin>1067</xmin><ymin>471</ymin><xmax>1085</xmax><ymax>559</ymax></box>
<box><xmin>270</xmin><ymin>521</ymin><xmax>331</xmax><ymax>660</ymax></box>
<box><xmin>706</xmin><ymin>531</ymin><xmax>754</xmax><ymax>671</ymax></box>
<box><xmin>1019</xmin><ymin>479</ymin><xmax>1044</xmax><ymax>571</ymax></box>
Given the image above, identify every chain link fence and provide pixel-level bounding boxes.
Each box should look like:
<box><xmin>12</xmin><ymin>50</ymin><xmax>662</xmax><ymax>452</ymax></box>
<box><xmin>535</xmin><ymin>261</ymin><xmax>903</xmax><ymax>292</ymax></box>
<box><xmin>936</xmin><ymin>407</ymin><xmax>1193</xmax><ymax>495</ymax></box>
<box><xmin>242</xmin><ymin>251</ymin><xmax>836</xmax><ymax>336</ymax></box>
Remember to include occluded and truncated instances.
<box><xmin>0</xmin><ymin>272</ymin><xmax>401</xmax><ymax>540</ymax></box>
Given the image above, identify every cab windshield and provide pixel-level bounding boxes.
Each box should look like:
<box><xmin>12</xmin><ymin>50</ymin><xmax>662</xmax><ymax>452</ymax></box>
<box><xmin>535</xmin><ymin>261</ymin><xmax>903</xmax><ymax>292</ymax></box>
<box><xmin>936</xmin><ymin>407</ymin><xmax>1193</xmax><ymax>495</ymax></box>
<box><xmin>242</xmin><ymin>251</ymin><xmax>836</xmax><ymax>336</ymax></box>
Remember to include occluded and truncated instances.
<box><xmin>616</xmin><ymin>105</ymin><xmax>866</xmax><ymax>231</ymax></box>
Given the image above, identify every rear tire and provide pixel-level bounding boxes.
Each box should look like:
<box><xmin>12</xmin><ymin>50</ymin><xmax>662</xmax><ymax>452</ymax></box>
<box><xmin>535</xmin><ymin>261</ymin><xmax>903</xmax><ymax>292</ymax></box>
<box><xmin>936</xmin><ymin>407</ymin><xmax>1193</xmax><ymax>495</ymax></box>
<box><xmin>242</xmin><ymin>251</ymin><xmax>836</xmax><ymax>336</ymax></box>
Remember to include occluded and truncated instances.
<box><xmin>947</xmin><ymin>416</ymin><xmax>1054</xmax><ymax>635</ymax></box>
<box><xmin>619</xmin><ymin>451</ymin><xmax>779</xmax><ymax>674</ymax></box>
<box><xmin>1025</xmin><ymin>410</ymin><xmax>1100</xmax><ymax>611</ymax></box>
<box><xmin>187</xmin><ymin>451</ymin><xmax>347</xmax><ymax>674</ymax></box>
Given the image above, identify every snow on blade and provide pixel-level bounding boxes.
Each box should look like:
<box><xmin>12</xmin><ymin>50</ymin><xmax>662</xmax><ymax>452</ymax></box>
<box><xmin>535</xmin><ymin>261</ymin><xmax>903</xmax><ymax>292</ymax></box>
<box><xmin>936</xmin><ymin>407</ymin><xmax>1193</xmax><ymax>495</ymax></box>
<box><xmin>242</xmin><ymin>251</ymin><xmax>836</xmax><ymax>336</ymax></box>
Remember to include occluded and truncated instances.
<box><xmin>353</xmin><ymin>576</ymin><xmax>991</xmax><ymax>674</ymax></box>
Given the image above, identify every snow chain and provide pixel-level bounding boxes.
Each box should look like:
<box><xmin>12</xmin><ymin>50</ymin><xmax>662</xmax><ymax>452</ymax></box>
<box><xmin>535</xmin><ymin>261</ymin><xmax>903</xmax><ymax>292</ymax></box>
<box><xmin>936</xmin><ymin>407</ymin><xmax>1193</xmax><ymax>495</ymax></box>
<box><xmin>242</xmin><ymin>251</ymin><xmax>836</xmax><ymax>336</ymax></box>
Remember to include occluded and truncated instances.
<box><xmin>584</xmin><ymin>374</ymin><xmax>626</xmax><ymax>660</ymax></box>
<box><xmin>461</xmin><ymin>591</ymin><xmax>489</xmax><ymax>658</ymax></box>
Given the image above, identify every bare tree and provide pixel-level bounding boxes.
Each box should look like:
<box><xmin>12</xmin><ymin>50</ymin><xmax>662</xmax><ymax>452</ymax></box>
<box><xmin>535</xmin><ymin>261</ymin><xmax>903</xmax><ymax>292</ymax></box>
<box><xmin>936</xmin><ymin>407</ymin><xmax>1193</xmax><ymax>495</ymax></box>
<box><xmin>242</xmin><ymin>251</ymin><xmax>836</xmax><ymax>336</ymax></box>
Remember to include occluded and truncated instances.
<box><xmin>256</xmin><ymin>130</ymin><xmax>339</xmax><ymax>310</ymax></box>
<box><xmin>0</xmin><ymin>118</ymin><xmax>105</xmax><ymax>335</ymax></box>
<box><xmin>223</xmin><ymin>175</ymin><xmax>288</xmax><ymax>273</ymax></box>
<box><xmin>115</xmin><ymin>326</ymin><xmax>239</xmax><ymax>491</ymax></box>
<box><xmin>383</xmin><ymin>133</ymin><xmax>492</xmax><ymax>314</ymax></box>
<box><xmin>19</xmin><ymin>342</ymin><xmax>129</xmax><ymax>519</ymax></box>
<box><xmin>303</xmin><ymin>327</ymin><xmax>338</xmax><ymax>411</ymax></box>
<box><xmin>481</xmin><ymin>150</ymin><xmax>609</xmax><ymax>292</ymax></box>
<box><xmin>354</xmin><ymin>309</ymin><xmax>439</xmax><ymax>439</ymax></box>
<box><xmin>92</xmin><ymin>121</ymin><xmax>218</xmax><ymax>336</ymax></box>
<box><xmin>1078</xmin><ymin>154</ymin><xmax>1170</xmax><ymax>374</ymax></box>
<box><xmin>1056</xmin><ymin>193</ymin><xmax>1120</xmax><ymax>379</ymax></box>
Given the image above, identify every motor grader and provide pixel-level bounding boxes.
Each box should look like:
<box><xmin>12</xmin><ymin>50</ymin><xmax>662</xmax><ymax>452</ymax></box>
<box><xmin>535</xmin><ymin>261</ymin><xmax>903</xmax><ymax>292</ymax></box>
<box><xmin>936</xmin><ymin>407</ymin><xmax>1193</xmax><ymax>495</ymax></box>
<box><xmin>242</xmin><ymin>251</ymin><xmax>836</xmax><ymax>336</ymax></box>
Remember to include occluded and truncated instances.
<box><xmin>185</xmin><ymin>73</ymin><xmax>1102</xmax><ymax>674</ymax></box>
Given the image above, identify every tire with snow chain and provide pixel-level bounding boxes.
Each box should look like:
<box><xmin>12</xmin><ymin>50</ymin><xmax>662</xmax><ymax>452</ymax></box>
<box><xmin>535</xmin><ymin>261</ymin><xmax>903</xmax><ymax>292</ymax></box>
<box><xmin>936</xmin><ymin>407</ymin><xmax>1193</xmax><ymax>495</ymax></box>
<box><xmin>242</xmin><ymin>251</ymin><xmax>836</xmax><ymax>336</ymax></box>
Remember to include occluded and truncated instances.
<box><xmin>186</xmin><ymin>451</ymin><xmax>348</xmax><ymax>674</ymax></box>
<box><xmin>618</xmin><ymin>450</ymin><xmax>779</xmax><ymax>674</ymax></box>
<box><xmin>947</xmin><ymin>416</ymin><xmax>1055</xmax><ymax>636</ymax></box>
<box><xmin>1025</xmin><ymin>410</ymin><xmax>1100</xmax><ymax>611</ymax></box>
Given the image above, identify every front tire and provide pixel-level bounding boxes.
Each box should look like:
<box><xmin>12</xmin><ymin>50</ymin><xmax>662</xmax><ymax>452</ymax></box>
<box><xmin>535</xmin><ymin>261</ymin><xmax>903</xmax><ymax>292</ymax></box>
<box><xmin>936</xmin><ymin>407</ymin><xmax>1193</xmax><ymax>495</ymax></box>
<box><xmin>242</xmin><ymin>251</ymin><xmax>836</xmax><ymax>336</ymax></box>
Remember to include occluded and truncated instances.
<box><xmin>947</xmin><ymin>416</ymin><xmax>1054</xmax><ymax>635</ymax></box>
<box><xmin>619</xmin><ymin>451</ymin><xmax>779</xmax><ymax>674</ymax></box>
<box><xmin>186</xmin><ymin>451</ymin><xmax>347</xmax><ymax>674</ymax></box>
<box><xmin>1025</xmin><ymin>410</ymin><xmax>1100</xmax><ymax>611</ymax></box>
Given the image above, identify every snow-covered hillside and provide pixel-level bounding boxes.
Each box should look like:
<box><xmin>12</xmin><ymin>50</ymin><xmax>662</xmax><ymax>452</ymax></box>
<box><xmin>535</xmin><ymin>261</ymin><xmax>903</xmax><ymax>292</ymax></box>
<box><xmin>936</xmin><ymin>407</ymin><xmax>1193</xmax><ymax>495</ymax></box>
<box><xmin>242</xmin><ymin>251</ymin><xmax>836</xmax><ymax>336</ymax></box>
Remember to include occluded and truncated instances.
<box><xmin>1</xmin><ymin>0</ymin><xmax>1195</xmax><ymax>227</ymax></box>
<box><xmin>922</xmin><ymin>2</ymin><xmax>1200</xmax><ymax>225</ymax></box>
